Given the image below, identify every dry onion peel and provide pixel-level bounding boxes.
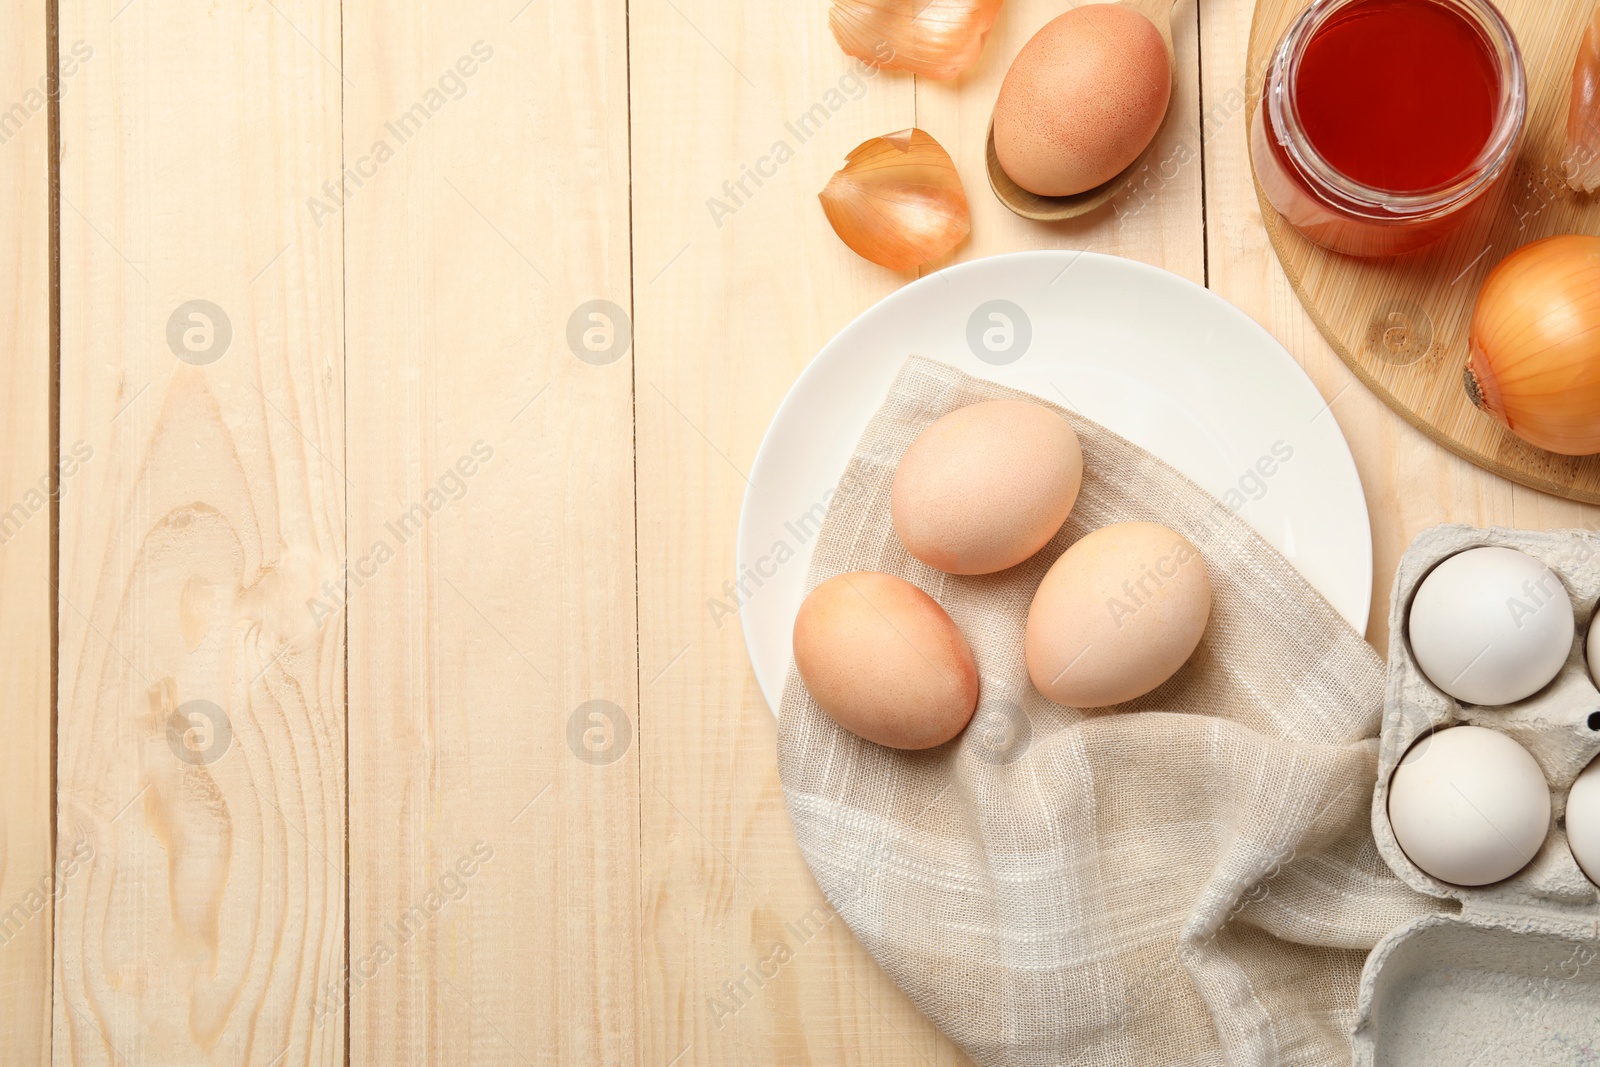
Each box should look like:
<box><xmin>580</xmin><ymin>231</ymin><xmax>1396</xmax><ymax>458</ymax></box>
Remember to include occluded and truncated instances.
<box><xmin>1565</xmin><ymin>6</ymin><xmax>1600</xmax><ymax>193</ymax></box>
<box><xmin>829</xmin><ymin>0</ymin><xmax>1003</xmax><ymax>80</ymax></box>
<box><xmin>819</xmin><ymin>128</ymin><xmax>970</xmax><ymax>272</ymax></box>
<box><xmin>1466</xmin><ymin>235</ymin><xmax>1600</xmax><ymax>455</ymax></box>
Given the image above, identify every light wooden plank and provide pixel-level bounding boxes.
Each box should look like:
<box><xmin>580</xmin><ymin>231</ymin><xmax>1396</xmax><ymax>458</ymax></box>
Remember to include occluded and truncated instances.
<box><xmin>340</xmin><ymin>2</ymin><xmax>639</xmax><ymax>1064</ymax></box>
<box><xmin>0</xmin><ymin>0</ymin><xmax>53</xmax><ymax>1061</ymax></box>
<box><xmin>1509</xmin><ymin>483</ymin><xmax>1600</xmax><ymax>540</ymax></box>
<box><xmin>54</xmin><ymin>2</ymin><xmax>345</xmax><ymax>1063</ymax></box>
<box><xmin>1202</xmin><ymin>0</ymin><xmax>1518</xmax><ymax>647</ymax></box>
<box><xmin>627</xmin><ymin>0</ymin><xmax>960</xmax><ymax>1061</ymax></box>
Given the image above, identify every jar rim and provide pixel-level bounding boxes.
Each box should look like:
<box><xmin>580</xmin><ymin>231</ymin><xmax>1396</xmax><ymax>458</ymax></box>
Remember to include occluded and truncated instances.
<box><xmin>1265</xmin><ymin>0</ymin><xmax>1527</xmax><ymax>222</ymax></box>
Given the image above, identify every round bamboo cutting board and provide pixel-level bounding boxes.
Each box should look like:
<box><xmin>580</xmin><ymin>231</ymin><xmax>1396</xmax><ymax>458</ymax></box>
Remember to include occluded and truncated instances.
<box><xmin>1247</xmin><ymin>0</ymin><xmax>1600</xmax><ymax>502</ymax></box>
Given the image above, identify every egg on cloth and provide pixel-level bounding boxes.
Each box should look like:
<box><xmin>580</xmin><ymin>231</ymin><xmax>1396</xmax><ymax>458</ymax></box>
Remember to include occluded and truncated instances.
<box><xmin>991</xmin><ymin>4</ymin><xmax>1172</xmax><ymax>198</ymax></box>
<box><xmin>1024</xmin><ymin>521</ymin><xmax>1211</xmax><ymax>708</ymax></box>
<box><xmin>1387</xmin><ymin>726</ymin><xmax>1551</xmax><ymax>887</ymax></box>
<box><xmin>1406</xmin><ymin>546</ymin><xmax>1574</xmax><ymax>707</ymax></box>
<box><xmin>892</xmin><ymin>400</ymin><xmax>1083</xmax><ymax>575</ymax></box>
<box><xmin>792</xmin><ymin>571</ymin><xmax>979</xmax><ymax>749</ymax></box>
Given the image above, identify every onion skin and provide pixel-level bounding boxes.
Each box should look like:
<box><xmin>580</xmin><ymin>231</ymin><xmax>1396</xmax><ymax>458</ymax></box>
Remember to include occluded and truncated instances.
<box><xmin>1566</xmin><ymin>7</ymin><xmax>1600</xmax><ymax>193</ymax></box>
<box><xmin>1467</xmin><ymin>235</ymin><xmax>1600</xmax><ymax>456</ymax></box>
<box><xmin>829</xmin><ymin>0</ymin><xmax>1004</xmax><ymax>80</ymax></box>
<box><xmin>819</xmin><ymin>128</ymin><xmax>970</xmax><ymax>272</ymax></box>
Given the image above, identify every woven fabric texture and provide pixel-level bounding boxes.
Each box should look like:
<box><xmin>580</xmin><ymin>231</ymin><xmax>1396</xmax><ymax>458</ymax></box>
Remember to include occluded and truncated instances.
<box><xmin>776</xmin><ymin>357</ymin><xmax>1442</xmax><ymax>1067</ymax></box>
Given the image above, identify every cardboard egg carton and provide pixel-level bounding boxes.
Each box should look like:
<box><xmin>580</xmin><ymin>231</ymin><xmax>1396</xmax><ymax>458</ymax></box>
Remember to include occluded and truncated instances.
<box><xmin>1353</xmin><ymin>524</ymin><xmax>1600</xmax><ymax>1066</ymax></box>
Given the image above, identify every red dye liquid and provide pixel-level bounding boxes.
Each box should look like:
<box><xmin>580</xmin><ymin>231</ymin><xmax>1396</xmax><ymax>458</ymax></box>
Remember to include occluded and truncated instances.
<box><xmin>1294</xmin><ymin>0</ymin><xmax>1499</xmax><ymax>192</ymax></box>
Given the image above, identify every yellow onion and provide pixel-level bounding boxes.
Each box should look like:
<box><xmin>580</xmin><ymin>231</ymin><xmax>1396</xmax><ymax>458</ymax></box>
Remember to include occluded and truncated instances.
<box><xmin>829</xmin><ymin>0</ymin><xmax>1003</xmax><ymax>80</ymax></box>
<box><xmin>819</xmin><ymin>128</ymin><xmax>970</xmax><ymax>272</ymax></box>
<box><xmin>1467</xmin><ymin>235</ymin><xmax>1600</xmax><ymax>455</ymax></box>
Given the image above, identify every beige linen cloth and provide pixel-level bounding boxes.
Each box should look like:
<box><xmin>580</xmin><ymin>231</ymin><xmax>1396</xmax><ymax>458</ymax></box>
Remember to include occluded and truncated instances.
<box><xmin>776</xmin><ymin>358</ymin><xmax>1441</xmax><ymax>1067</ymax></box>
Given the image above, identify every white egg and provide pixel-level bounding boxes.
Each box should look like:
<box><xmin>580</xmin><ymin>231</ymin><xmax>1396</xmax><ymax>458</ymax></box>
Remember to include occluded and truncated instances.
<box><xmin>1565</xmin><ymin>756</ymin><xmax>1600</xmax><ymax>887</ymax></box>
<box><xmin>1588</xmin><ymin>614</ymin><xmax>1600</xmax><ymax>691</ymax></box>
<box><xmin>1407</xmin><ymin>547</ymin><xmax>1573</xmax><ymax>706</ymax></box>
<box><xmin>1388</xmin><ymin>726</ymin><xmax>1551</xmax><ymax>887</ymax></box>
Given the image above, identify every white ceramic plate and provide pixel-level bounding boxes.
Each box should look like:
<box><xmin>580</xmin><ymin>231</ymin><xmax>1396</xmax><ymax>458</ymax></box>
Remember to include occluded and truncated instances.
<box><xmin>737</xmin><ymin>250</ymin><xmax>1372</xmax><ymax>715</ymax></box>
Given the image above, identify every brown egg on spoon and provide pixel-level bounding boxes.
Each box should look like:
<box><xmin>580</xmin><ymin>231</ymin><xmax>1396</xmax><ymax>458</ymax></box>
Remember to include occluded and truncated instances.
<box><xmin>988</xmin><ymin>1</ymin><xmax>1176</xmax><ymax>220</ymax></box>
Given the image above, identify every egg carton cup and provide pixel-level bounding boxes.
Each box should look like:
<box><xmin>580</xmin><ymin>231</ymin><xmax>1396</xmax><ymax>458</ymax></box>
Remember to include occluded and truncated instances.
<box><xmin>1354</xmin><ymin>524</ymin><xmax>1600</xmax><ymax>1066</ymax></box>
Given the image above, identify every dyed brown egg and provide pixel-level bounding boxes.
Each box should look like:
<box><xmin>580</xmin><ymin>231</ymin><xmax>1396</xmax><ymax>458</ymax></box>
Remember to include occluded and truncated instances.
<box><xmin>793</xmin><ymin>571</ymin><xmax>979</xmax><ymax>749</ymax></box>
<box><xmin>892</xmin><ymin>400</ymin><xmax>1083</xmax><ymax>575</ymax></box>
<box><xmin>1025</xmin><ymin>522</ymin><xmax>1210</xmax><ymax>708</ymax></box>
<box><xmin>992</xmin><ymin>4</ymin><xmax>1171</xmax><ymax>197</ymax></box>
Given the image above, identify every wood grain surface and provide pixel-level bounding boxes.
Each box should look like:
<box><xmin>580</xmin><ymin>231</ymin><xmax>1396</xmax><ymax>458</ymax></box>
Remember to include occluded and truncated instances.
<box><xmin>627</xmin><ymin>1</ymin><xmax>930</xmax><ymax>1060</ymax></box>
<box><xmin>1250</xmin><ymin>0</ymin><xmax>1600</xmax><ymax>504</ymax></box>
<box><xmin>0</xmin><ymin>0</ymin><xmax>1594</xmax><ymax>1064</ymax></box>
<box><xmin>0</xmin><ymin>1</ymin><xmax>52</xmax><ymax>1061</ymax></box>
<box><xmin>343</xmin><ymin>1</ymin><xmax>638</xmax><ymax>1064</ymax></box>
<box><xmin>55</xmin><ymin>1</ymin><xmax>346</xmax><ymax>1063</ymax></box>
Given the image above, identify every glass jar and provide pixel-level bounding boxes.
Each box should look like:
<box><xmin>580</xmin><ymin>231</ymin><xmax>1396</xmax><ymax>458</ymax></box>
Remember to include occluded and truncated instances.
<box><xmin>1250</xmin><ymin>0</ymin><xmax>1526</xmax><ymax>258</ymax></box>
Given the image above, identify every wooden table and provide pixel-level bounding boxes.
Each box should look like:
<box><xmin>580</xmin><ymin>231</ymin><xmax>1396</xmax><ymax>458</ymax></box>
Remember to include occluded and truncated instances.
<box><xmin>1</xmin><ymin>0</ymin><xmax>1590</xmax><ymax>1063</ymax></box>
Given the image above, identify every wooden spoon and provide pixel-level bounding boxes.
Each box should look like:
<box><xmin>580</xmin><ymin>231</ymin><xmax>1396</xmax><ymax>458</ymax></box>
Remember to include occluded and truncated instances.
<box><xmin>985</xmin><ymin>0</ymin><xmax>1181</xmax><ymax>222</ymax></box>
